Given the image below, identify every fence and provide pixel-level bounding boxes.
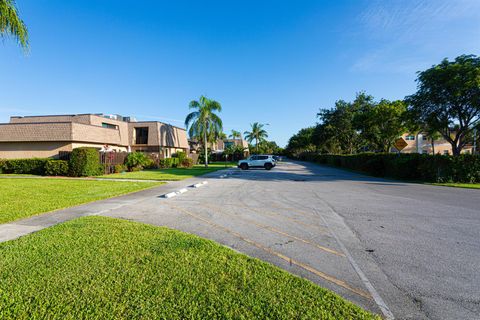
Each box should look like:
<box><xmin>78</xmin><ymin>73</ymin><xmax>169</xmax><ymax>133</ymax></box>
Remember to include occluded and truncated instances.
<box><xmin>100</xmin><ymin>152</ymin><xmax>128</xmax><ymax>174</ymax></box>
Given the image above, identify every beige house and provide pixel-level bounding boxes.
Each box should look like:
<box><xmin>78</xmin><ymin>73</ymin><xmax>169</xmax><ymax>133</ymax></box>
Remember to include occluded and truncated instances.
<box><xmin>393</xmin><ymin>133</ymin><xmax>474</xmax><ymax>155</ymax></box>
<box><xmin>0</xmin><ymin>113</ymin><xmax>189</xmax><ymax>159</ymax></box>
<box><xmin>211</xmin><ymin>138</ymin><xmax>249</xmax><ymax>154</ymax></box>
<box><xmin>129</xmin><ymin>121</ymin><xmax>189</xmax><ymax>158</ymax></box>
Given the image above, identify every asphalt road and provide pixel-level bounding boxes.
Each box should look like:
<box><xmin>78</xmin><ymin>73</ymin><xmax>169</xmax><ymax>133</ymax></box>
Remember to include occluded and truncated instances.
<box><xmin>102</xmin><ymin>161</ymin><xmax>480</xmax><ymax>320</ymax></box>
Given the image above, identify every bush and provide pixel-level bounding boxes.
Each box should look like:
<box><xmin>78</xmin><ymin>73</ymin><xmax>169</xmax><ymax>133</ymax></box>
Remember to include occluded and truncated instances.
<box><xmin>172</xmin><ymin>157</ymin><xmax>179</xmax><ymax>167</ymax></box>
<box><xmin>0</xmin><ymin>158</ymin><xmax>48</xmax><ymax>175</ymax></box>
<box><xmin>125</xmin><ymin>152</ymin><xmax>153</xmax><ymax>171</ymax></box>
<box><xmin>114</xmin><ymin>164</ymin><xmax>127</xmax><ymax>173</ymax></box>
<box><xmin>178</xmin><ymin>157</ymin><xmax>194</xmax><ymax>168</ymax></box>
<box><xmin>158</xmin><ymin>158</ymin><xmax>168</xmax><ymax>169</ymax></box>
<box><xmin>297</xmin><ymin>152</ymin><xmax>480</xmax><ymax>183</ymax></box>
<box><xmin>159</xmin><ymin>157</ymin><xmax>176</xmax><ymax>169</ymax></box>
<box><xmin>198</xmin><ymin>148</ymin><xmax>213</xmax><ymax>164</ymax></box>
<box><xmin>45</xmin><ymin>160</ymin><xmax>69</xmax><ymax>176</ymax></box>
<box><xmin>176</xmin><ymin>151</ymin><xmax>187</xmax><ymax>163</ymax></box>
<box><xmin>69</xmin><ymin>148</ymin><xmax>102</xmax><ymax>177</ymax></box>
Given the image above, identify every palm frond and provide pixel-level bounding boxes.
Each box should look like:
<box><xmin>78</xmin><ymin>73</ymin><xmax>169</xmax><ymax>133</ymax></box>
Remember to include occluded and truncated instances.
<box><xmin>189</xmin><ymin>100</ymin><xmax>200</xmax><ymax>109</ymax></box>
<box><xmin>184</xmin><ymin>111</ymin><xmax>200</xmax><ymax>127</ymax></box>
<box><xmin>0</xmin><ymin>0</ymin><xmax>29</xmax><ymax>50</ymax></box>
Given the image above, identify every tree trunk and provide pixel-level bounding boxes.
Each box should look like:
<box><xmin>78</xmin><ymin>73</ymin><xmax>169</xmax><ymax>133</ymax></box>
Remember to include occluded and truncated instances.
<box><xmin>431</xmin><ymin>138</ymin><xmax>435</xmax><ymax>155</ymax></box>
<box><xmin>255</xmin><ymin>137</ymin><xmax>258</xmax><ymax>154</ymax></box>
<box><xmin>204</xmin><ymin>126</ymin><xmax>208</xmax><ymax>167</ymax></box>
<box><xmin>451</xmin><ymin>142</ymin><xmax>461</xmax><ymax>156</ymax></box>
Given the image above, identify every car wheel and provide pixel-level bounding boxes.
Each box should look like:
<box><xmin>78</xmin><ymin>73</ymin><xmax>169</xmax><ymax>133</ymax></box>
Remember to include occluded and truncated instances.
<box><xmin>264</xmin><ymin>163</ymin><xmax>273</xmax><ymax>170</ymax></box>
<box><xmin>240</xmin><ymin>163</ymin><xmax>249</xmax><ymax>170</ymax></box>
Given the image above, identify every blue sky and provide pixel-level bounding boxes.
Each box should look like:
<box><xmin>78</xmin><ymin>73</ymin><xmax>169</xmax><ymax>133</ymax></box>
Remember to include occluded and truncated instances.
<box><xmin>1</xmin><ymin>0</ymin><xmax>479</xmax><ymax>146</ymax></box>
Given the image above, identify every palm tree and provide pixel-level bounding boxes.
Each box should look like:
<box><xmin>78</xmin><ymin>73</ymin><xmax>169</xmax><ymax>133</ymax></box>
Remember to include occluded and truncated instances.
<box><xmin>1</xmin><ymin>0</ymin><xmax>29</xmax><ymax>50</ymax></box>
<box><xmin>229</xmin><ymin>130</ymin><xmax>241</xmax><ymax>140</ymax></box>
<box><xmin>217</xmin><ymin>132</ymin><xmax>227</xmax><ymax>140</ymax></box>
<box><xmin>244</xmin><ymin>122</ymin><xmax>268</xmax><ymax>154</ymax></box>
<box><xmin>185</xmin><ymin>96</ymin><xmax>222</xmax><ymax>167</ymax></box>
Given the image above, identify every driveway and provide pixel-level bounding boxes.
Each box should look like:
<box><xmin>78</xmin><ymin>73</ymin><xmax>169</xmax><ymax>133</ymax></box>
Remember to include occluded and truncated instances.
<box><xmin>3</xmin><ymin>161</ymin><xmax>478</xmax><ymax>319</ymax></box>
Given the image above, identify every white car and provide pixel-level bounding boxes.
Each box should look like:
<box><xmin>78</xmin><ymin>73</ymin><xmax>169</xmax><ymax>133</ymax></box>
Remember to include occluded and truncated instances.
<box><xmin>238</xmin><ymin>155</ymin><xmax>276</xmax><ymax>170</ymax></box>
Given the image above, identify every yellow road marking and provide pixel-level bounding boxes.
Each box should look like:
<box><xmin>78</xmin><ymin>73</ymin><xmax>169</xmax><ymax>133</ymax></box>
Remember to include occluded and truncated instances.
<box><xmin>202</xmin><ymin>202</ymin><xmax>345</xmax><ymax>257</ymax></box>
<box><xmin>268</xmin><ymin>203</ymin><xmax>325</xmax><ymax>220</ymax></box>
<box><xmin>235</xmin><ymin>202</ymin><xmax>330</xmax><ymax>232</ymax></box>
<box><xmin>166</xmin><ymin>203</ymin><xmax>372</xmax><ymax>300</ymax></box>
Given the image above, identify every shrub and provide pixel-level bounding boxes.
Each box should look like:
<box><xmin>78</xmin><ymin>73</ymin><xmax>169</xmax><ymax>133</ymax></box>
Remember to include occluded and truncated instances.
<box><xmin>176</xmin><ymin>151</ymin><xmax>187</xmax><ymax>163</ymax></box>
<box><xmin>45</xmin><ymin>160</ymin><xmax>69</xmax><ymax>176</ymax></box>
<box><xmin>172</xmin><ymin>157</ymin><xmax>179</xmax><ymax>168</ymax></box>
<box><xmin>69</xmin><ymin>148</ymin><xmax>102</xmax><ymax>177</ymax></box>
<box><xmin>162</xmin><ymin>158</ymin><xmax>173</xmax><ymax>169</ymax></box>
<box><xmin>125</xmin><ymin>152</ymin><xmax>153</xmax><ymax>171</ymax></box>
<box><xmin>178</xmin><ymin>157</ymin><xmax>194</xmax><ymax>168</ymax></box>
<box><xmin>0</xmin><ymin>159</ymin><xmax>5</xmax><ymax>173</ymax></box>
<box><xmin>114</xmin><ymin>164</ymin><xmax>127</xmax><ymax>173</ymax></box>
<box><xmin>1</xmin><ymin>158</ymin><xmax>48</xmax><ymax>175</ymax></box>
<box><xmin>158</xmin><ymin>157</ymin><xmax>180</xmax><ymax>169</ymax></box>
<box><xmin>297</xmin><ymin>152</ymin><xmax>480</xmax><ymax>183</ymax></box>
<box><xmin>198</xmin><ymin>148</ymin><xmax>213</xmax><ymax>164</ymax></box>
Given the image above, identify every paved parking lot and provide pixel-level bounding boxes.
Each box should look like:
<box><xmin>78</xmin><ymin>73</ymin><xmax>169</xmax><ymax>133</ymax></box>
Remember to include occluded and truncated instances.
<box><xmin>100</xmin><ymin>161</ymin><xmax>479</xmax><ymax>320</ymax></box>
<box><xmin>7</xmin><ymin>160</ymin><xmax>478</xmax><ymax>319</ymax></box>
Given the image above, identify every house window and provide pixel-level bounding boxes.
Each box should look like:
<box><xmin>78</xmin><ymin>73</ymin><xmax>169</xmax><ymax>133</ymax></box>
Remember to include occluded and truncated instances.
<box><xmin>405</xmin><ymin>135</ymin><xmax>415</xmax><ymax>141</ymax></box>
<box><xmin>102</xmin><ymin>122</ymin><xmax>118</xmax><ymax>129</ymax></box>
<box><xmin>422</xmin><ymin>135</ymin><xmax>427</xmax><ymax>141</ymax></box>
<box><xmin>135</xmin><ymin>127</ymin><xmax>149</xmax><ymax>144</ymax></box>
<box><xmin>443</xmin><ymin>150</ymin><xmax>449</xmax><ymax>155</ymax></box>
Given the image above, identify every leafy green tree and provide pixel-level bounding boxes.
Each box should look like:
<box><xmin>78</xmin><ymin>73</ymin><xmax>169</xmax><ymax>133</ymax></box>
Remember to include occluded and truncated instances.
<box><xmin>229</xmin><ymin>130</ymin><xmax>241</xmax><ymax>140</ymax></box>
<box><xmin>317</xmin><ymin>99</ymin><xmax>363</xmax><ymax>154</ymax></box>
<box><xmin>257</xmin><ymin>140</ymin><xmax>283</xmax><ymax>155</ymax></box>
<box><xmin>354</xmin><ymin>98</ymin><xmax>407</xmax><ymax>152</ymax></box>
<box><xmin>0</xmin><ymin>0</ymin><xmax>28</xmax><ymax>50</ymax></box>
<box><xmin>406</xmin><ymin>55</ymin><xmax>480</xmax><ymax>155</ymax></box>
<box><xmin>185</xmin><ymin>96</ymin><xmax>223</xmax><ymax>167</ymax></box>
<box><xmin>285</xmin><ymin>127</ymin><xmax>316</xmax><ymax>156</ymax></box>
<box><xmin>312</xmin><ymin>123</ymin><xmax>342</xmax><ymax>154</ymax></box>
<box><xmin>244</xmin><ymin>122</ymin><xmax>268</xmax><ymax>154</ymax></box>
<box><xmin>224</xmin><ymin>144</ymin><xmax>246</xmax><ymax>161</ymax></box>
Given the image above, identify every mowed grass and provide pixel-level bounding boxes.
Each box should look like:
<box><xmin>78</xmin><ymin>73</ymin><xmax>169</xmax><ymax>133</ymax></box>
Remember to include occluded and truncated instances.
<box><xmin>99</xmin><ymin>162</ymin><xmax>236</xmax><ymax>181</ymax></box>
<box><xmin>0</xmin><ymin>216</ymin><xmax>379</xmax><ymax>319</ymax></box>
<box><xmin>432</xmin><ymin>183</ymin><xmax>480</xmax><ymax>189</ymax></box>
<box><xmin>0</xmin><ymin>179</ymin><xmax>163</xmax><ymax>224</ymax></box>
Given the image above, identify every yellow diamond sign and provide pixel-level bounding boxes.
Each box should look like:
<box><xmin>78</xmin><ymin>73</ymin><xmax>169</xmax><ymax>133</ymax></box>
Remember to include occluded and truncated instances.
<box><xmin>394</xmin><ymin>138</ymin><xmax>408</xmax><ymax>151</ymax></box>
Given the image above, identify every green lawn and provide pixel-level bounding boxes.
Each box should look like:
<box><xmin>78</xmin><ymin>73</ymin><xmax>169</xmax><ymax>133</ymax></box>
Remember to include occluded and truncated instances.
<box><xmin>99</xmin><ymin>162</ymin><xmax>236</xmax><ymax>181</ymax></box>
<box><xmin>0</xmin><ymin>216</ymin><xmax>378</xmax><ymax>319</ymax></box>
<box><xmin>432</xmin><ymin>183</ymin><xmax>480</xmax><ymax>189</ymax></box>
<box><xmin>0</xmin><ymin>179</ymin><xmax>163</xmax><ymax>224</ymax></box>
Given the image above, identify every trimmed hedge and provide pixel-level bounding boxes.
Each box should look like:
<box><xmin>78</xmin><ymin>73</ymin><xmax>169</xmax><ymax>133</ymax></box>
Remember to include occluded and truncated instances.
<box><xmin>0</xmin><ymin>158</ymin><xmax>48</xmax><ymax>175</ymax></box>
<box><xmin>45</xmin><ymin>160</ymin><xmax>69</xmax><ymax>176</ymax></box>
<box><xmin>298</xmin><ymin>152</ymin><xmax>480</xmax><ymax>183</ymax></box>
<box><xmin>69</xmin><ymin>148</ymin><xmax>102</xmax><ymax>177</ymax></box>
